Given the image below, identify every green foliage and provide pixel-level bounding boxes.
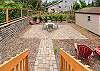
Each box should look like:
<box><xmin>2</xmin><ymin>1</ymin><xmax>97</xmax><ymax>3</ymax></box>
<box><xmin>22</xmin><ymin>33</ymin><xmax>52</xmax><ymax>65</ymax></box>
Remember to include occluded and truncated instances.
<box><xmin>40</xmin><ymin>14</ymin><xmax>68</xmax><ymax>22</ymax></box>
<box><xmin>73</xmin><ymin>1</ymin><xmax>81</xmax><ymax>10</ymax></box>
<box><xmin>87</xmin><ymin>1</ymin><xmax>96</xmax><ymax>7</ymax></box>
<box><xmin>0</xmin><ymin>0</ymin><xmax>22</xmax><ymax>8</ymax></box>
<box><xmin>10</xmin><ymin>10</ymin><xmax>17</xmax><ymax>19</ymax></box>
<box><xmin>32</xmin><ymin>16</ymin><xmax>37</xmax><ymax>21</ymax></box>
<box><xmin>67</xmin><ymin>14</ymin><xmax>75</xmax><ymax>23</ymax></box>
<box><xmin>95</xmin><ymin>0</ymin><xmax>100</xmax><ymax>7</ymax></box>
<box><xmin>72</xmin><ymin>0</ymin><xmax>87</xmax><ymax>11</ymax></box>
<box><xmin>53</xmin><ymin>47</ymin><xmax>57</xmax><ymax>55</ymax></box>
<box><xmin>47</xmin><ymin>1</ymin><xmax>58</xmax><ymax>6</ymax></box>
<box><xmin>0</xmin><ymin>10</ymin><xmax>5</xmax><ymax>23</ymax></box>
<box><xmin>79</xmin><ymin>0</ymin><xmax>87</xmax><ymax>8</ymax></box>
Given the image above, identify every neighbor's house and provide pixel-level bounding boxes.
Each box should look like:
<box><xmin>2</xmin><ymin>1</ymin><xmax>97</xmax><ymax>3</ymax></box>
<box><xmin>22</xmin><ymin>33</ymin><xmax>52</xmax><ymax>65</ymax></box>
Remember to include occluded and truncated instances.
<box><xmin>48</xmin><ymin>0</ymin><xmax>74</xmax><ymax>13</ymax></box>
<box><xmin>75</xmin><ymin>7</ymin><xmax>100</xmax><ymax>35</ymax></box>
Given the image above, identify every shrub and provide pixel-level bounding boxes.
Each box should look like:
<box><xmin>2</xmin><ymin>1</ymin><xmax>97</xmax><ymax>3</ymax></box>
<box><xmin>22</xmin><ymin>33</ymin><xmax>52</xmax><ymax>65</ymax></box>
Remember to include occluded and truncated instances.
<box><xmin>32</xmin><ymin>14</ymin><xmax>68</xmax><ymax>22</ymax></box>
<box><xmin>0</xmin><ymin>10</ymin><xmax>5</xmax><ymax>23</ymax></box>
<box><xmin>38</xmin><ymin>16</ymin><xmax>42</xmax><ymax>21</ymax></box>
<box><xmin>67</xmin><ymin>14</ymin><xmax>75</xmax><ymax>23</ymax></box>
<box><xmin>10</xmin><ymin>10</ymin><xmax>17</xmax><ymax>19</ymax></box>
<box><xmin>32</xmin><ymin>16</ymin><xmax>37</xmax><ymax>21</ymax></box>
<box><xmin>53</xmin><ymin>47</ymin><xmax>57</xmax><ymax>55</ymax></box>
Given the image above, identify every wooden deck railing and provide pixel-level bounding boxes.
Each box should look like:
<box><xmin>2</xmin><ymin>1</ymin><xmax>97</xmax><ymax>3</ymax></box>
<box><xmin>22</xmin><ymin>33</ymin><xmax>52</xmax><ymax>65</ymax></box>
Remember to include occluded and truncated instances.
<box><xmin>60</xmin><ymin>48</ymin><xmax>91</xmax><ymax>71</ymax></box>
<box><xmin>0</xmin><ymin>49</ymin><xmax>29</xmax><ymax>71</ymax></box>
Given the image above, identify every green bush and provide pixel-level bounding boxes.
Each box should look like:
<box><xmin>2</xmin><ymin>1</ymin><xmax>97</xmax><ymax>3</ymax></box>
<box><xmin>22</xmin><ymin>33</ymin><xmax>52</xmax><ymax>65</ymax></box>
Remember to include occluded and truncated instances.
<box><xmin>32</xmin><ymin>14</ymin><xmax>68</xmax><ymax>22</ymax></box>
<box><xmin>10</xmin><ymin>10</ymin><xmax>17</xmax><ymax>19</ymax></box>
<box><xmin>32</xmin><ymin>16</ymin><xmax>37</xmax><ymax>21</ymax></box>
<box><xmin>53</xmin><ymin>47</ymin><xmax>57</xmax><ymax>55</ymax></box>
<box><xmin>67</xmin><ymin>14</ymin><xmax>75</xmax><ymax>23</ymax></box>
<box><xmin>43</xmin><ymin>16</ymin><xmax>48</xmax><ymax>22</ymax></box>
<box><xmin>0</xmin><ymin>10</ymin><xmax>5</xmax><ymax>23</ymax></box>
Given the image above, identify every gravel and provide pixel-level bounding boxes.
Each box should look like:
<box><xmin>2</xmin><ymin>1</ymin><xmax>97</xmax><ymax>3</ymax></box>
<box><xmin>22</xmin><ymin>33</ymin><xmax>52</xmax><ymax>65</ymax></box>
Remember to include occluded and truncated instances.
<box><xmin>53</xmin><ymin>21</ymin><xmax>100</xmax><ymax>71</ymax></box>
<box><xmin>0</xmin><ymin>26</ymin><xmax>40</xmax><ymax>71</ymax></box>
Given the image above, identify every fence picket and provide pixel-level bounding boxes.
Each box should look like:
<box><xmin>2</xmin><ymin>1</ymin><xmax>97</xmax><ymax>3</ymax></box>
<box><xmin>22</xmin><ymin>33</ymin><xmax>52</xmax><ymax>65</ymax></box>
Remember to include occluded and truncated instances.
<box><xmin>60</xmin><ymin>48</ymin><xmax>91</xmax><ymax>71</ymax></box>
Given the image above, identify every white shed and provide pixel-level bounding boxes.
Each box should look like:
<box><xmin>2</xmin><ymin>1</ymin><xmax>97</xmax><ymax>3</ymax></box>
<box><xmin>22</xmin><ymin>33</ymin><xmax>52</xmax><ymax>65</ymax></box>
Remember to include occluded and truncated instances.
<box><xmin>75</xmin><ymin>7</ymin><xmax>100</xmax><ymax>36</ymax></box>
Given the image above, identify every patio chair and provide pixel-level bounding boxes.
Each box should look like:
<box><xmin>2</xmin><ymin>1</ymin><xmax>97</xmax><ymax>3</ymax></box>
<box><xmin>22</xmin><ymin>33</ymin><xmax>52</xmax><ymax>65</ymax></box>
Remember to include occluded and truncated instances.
<box><xmin>36</xmin><ymin>19</ymin><xmax>40</xmax><ymax>24</ymax></box>
<box><xmin>74</xmin><ymin>43</ymin><xmax>93</xmax><ymax>59</ymax></box>
<box><xmin>95</xmin><ymin>46</ymin><xmax>100</xmax><ymax>56</ymax></box>
<box><xmin>29</xmin><ymin>20</ymin><xmax>36</xmax><ymax>25</ymax></box>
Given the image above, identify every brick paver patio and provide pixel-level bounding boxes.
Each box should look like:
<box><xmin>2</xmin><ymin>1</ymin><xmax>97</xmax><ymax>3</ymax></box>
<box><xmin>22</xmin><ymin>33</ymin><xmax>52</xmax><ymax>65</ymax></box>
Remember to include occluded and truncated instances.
<box><xmin>22</xmin><ymin>24</ymin><xmax>87</xmax><ymax>71</ymax></box>
<box><xmin>22</xmin><ymin>25</ymin><xmax>87</xmax><ymax>39</ymax></box>
<box><xmin>34</xmin><ymin>38</ymin><xmax>58</xmax><ymax>71</ymax></box>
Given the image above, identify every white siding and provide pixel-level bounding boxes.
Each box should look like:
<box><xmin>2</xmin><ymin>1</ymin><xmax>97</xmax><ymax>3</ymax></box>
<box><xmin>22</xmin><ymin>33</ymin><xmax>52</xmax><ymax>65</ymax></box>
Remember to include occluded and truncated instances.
<box><xmin>75</xmin><ymin>13</ymin><xmax>100</xmax><ymax>35</ymax></box>
<box><xmin>48</xmin><ymin>0</ymin><xmax>74</xmax><ymax>13</ymax></box>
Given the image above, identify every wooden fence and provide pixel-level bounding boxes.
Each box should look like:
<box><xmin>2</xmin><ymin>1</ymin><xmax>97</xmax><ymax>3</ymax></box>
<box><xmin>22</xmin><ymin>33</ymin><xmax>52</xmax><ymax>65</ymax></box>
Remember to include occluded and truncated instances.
<box><xmin>0</xmin><ymin>8</ymin><xmax>32</xmax><ymax>24</ymax></box>
<box><xmin>0</xmin><ymin>49</ymin><xmax>29</xmax><ymax>71</ymax></box>
<box><xmin>60</xmin><ymin>48</ymin><xmax>91</xmax><ymax>71</ymax></box>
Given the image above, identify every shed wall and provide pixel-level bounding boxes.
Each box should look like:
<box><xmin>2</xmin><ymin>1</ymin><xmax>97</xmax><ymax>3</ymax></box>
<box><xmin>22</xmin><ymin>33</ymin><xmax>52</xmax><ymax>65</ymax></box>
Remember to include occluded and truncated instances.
<box><xmin>75</xmin><ymin>13</ymin><xmax>100</xmax><ymax>35</ymax></box>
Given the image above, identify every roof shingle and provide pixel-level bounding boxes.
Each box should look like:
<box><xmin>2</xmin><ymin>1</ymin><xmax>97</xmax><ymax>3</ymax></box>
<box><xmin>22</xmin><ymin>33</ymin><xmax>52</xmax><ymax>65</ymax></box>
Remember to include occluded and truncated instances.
<box><xmin>75</xmin><ymin>7</ymin><xmax>100</xmax><ymax>15</ymax></box>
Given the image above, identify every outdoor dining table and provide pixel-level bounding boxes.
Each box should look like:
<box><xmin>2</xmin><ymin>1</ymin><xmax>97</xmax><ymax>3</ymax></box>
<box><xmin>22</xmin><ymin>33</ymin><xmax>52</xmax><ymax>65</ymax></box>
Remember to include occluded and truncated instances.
<box><xmin>95</xmin><ymin>46</ymin><xmax>100</xmax><ymax>56</ymax></box>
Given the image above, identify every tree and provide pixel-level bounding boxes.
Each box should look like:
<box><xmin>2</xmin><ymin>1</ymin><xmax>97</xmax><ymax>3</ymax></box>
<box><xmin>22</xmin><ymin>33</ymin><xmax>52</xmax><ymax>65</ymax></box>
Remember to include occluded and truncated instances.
<box><xmin>79</xmin><ymin>0</ymin><xmax>87</xmax><ymax>8</ymax></box>
<box><xmin>95</xmin><ymin>0</ymin><xmax>100</xmax><ymax>7</ymax></box>
<box><xmin>72</xmin><ymin>1</ymin><xmax>81</xmax><ymax>10</ymax></box>
<box><xmin>0</xmin><ymin>0</ymin><xmax>22</xmax><ymax>8</ymax></box>
<box><xmin>87</xmin><ymin>1</ymin><xmax>96</xmax><ymax>7</ymax></box>
<box><xmin>72</xmin><ymin>0</ymin><xmax>87</xmax><ymax>11</ymax></box>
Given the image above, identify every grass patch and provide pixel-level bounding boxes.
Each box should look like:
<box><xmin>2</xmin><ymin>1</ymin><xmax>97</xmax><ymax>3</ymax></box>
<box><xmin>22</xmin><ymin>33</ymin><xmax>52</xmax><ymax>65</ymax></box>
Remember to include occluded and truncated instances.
<box><xmin>53</xmin><ymin>47</ymin><xmax>57</xmax><ymax>55</ymax></box>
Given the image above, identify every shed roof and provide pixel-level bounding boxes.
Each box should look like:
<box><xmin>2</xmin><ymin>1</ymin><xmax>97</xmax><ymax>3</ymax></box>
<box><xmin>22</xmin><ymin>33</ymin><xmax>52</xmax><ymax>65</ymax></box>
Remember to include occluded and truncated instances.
<box><xmin>75</xmin><ymin>7</ymin><xmax>100</xmax><ymax>15</ymax></box>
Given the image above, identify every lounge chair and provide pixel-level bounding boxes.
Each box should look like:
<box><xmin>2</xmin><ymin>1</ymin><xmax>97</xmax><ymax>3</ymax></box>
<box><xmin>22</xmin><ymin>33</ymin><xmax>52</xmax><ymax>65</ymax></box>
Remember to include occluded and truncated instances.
<box><xmin>74</xmin><ymin>43</ymin><xmax>93</xmax><ymax>59</ymax></box>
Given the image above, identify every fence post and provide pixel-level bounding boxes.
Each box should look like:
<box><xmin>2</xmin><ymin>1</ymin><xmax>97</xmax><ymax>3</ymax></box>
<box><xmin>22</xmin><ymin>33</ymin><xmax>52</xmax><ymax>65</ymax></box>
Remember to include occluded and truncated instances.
<box><xmin>21</xmin><ymin>9</ymin><xmax>22</xmax><ymax>17</ymax></box>
<box><xmin>25</xmin><ymin>55</ymin><xmax>28</xmax><ymax>71</ymax></box>
<box><xmin>60</xmin><ymin>49</ymin><xmax>63</xmax><ymax>71</ymax></box>
<box><xmin>27</xmin><ymin>10</ymin><xmax>28</xmax><ymax>16</ymax></box>
<box><xmin>6</xmin><ymin>8</ymin><xmax>8</xmax><ymax>24</ymax></box>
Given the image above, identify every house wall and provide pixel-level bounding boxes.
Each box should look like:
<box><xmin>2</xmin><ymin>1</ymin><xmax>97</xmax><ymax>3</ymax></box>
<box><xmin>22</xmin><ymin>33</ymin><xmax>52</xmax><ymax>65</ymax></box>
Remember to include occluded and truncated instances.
<box><xmin>75</xmin><ymin>13</ymin><xmax>100</xmax><ymax>35</ymax></box>
<box><xmin>48</xmin><ymin>0</ymin><xmax>74</xmax><ymax>13</ymax></box>
<box><xmin>48</xmin><ymin>6</ymin><xmax>59</xmax><ymax>13</ymax></box>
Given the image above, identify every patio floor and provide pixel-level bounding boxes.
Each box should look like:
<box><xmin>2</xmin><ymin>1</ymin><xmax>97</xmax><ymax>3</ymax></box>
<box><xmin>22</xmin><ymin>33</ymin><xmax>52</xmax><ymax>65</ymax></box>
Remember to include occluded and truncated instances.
<box><xmin>21</xmin><ymin>24</ymin><xmax>87</xmax><ymax>71</ymax></box>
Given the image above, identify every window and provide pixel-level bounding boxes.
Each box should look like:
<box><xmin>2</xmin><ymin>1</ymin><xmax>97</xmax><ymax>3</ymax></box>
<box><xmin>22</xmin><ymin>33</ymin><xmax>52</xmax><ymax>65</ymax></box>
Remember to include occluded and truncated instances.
<box><xmin>88</xmin><ymin>16</ymin><xmax>91</xmax><ymax>21</ymax></box>
<box><xmin>65</xmin><ymin>1</ymin><xmax>67</xmax><ymax>3</ymax></box>
<box><xmin>59</xmin><ymin>6</ymin><xmax>61</xmax><ymax>8</ymax></box>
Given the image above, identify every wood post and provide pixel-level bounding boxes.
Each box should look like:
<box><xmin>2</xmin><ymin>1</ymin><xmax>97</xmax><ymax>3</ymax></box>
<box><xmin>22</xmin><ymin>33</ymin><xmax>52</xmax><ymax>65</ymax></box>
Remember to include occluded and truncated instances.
<box><xmin>16</xmin><ymin>64</ymin><xmax>18</xmax><ymax>71</ymax></box>
<box><xmin>27</xmin><ymin>10</ymin><xmax>28</xmax><ymax>16</ymax></box>
<box><xmin>60</xmin><ymin>48</ymin><xmax>91</xmax><ymax>71</ymax></box>
<box><xmin>23</xmin><ymin>59</ymin><xmax>25</xmax><ymax>71</ymax></box>
<box><xmin>6</xmin><ymin>9</ymin><xmax>8</xmax><ymax>24</ymax></box>
<box><xmin>60</xmin><ymin>54</ymin><xmax>63</xmax><ymax>71</ymax></box>
<box><xmin>25</xmin><ymin>55</ymin><xmax>28</xmax><ymax>71</ymax></box>
<box><xmin>20</xmin><ymin>61</ymin><xmax>22</xmax><ymax>71</ymax></box>
<box><xmin>21</xmin><ymin>9</ymin><xmax>22</xmax><ymax>17</ymax></box>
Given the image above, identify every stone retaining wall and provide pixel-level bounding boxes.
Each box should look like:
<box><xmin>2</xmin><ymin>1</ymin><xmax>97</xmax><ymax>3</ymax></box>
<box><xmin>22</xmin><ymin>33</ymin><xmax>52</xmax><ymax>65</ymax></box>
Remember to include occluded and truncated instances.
<box><xmin>0</xmin><ymin>17</ymin><xmax>32</xmax><ymax>64</ymax></box>
<box><xmin>0</xmin><ymin>17</ymin><xmax>30</xmax><ymax>42</ymax></box>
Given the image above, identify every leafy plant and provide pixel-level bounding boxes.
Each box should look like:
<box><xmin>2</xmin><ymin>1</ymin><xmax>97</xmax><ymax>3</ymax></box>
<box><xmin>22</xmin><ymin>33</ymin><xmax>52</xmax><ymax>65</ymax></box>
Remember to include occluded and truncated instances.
<box><xmin>32</xmin><ymin>16</ymin><xmax>37</xmax><ymax>21</ymax></box>
<box><xmin>0</xmin><ymin>10</ymin><xmax>5</xmax><ymax>23</ymax></box>
<box><xmin>10</xmin><ymin>10</ymin><xmax>17</xmax><ymax>19</ymax></box>
<box><xmin>53</xmin><ymin>47</ymin><xmax>57</xmax><ymax>55</ymax></box>
<box><xmin>67</xmin><ymin>14</ymin><xmax>75</xmax><ymax>23</ymax></box>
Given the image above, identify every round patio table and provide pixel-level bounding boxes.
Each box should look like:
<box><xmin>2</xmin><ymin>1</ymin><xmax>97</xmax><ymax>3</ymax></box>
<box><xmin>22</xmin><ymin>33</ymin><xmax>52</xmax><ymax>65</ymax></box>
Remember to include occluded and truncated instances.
<box><xmin>43</xmin><ymin>22</ymin><xmax>58</xmax><ymax>30</ymax></box>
